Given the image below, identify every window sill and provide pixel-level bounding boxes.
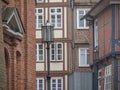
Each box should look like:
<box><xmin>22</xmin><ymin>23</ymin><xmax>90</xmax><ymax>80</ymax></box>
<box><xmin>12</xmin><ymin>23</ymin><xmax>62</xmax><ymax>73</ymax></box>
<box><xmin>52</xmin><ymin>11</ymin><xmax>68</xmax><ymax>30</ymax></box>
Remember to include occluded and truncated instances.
<box><xmin>79</xmin><ymin>65</ymin><xmax>90</xmax><ymax>67</ymax></box>
<box><xmin>36</xmin><ymin>61</ymin><xmax>44</xmax><ymax>63</ymax></box>
<box><xmin>50</xmin><ymin>60</ymin><xmax>63</xmax><ymax>63</ymax></box>
<box><xmin>77</xmin><ymin>27</ymin><xmax>89</xmax><ymax>30</ymax></box>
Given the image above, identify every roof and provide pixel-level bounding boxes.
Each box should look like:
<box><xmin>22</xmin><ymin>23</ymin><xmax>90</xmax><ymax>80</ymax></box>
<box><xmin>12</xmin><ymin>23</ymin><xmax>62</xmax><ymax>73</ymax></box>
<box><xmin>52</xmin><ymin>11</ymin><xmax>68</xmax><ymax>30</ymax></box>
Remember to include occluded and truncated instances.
<box><xmin>82</xmin><ymin>0</ymin><xmax>120</xmax><ymax>20</ymax></box>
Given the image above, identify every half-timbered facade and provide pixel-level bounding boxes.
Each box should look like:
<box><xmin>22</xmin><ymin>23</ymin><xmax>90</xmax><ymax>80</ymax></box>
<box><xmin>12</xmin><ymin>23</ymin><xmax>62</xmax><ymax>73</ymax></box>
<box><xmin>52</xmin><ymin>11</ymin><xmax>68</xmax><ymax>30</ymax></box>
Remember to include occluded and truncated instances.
<box><xmin>84</xmin><ymin>0</ymin><xmax>120</xmax><ymax>90</ymax></box>
<box><xmin>68</xmin><ymin>0</ymin><xmax>97</xmax><ymax>90</ymax></box>
<box><xmin>35</xmin><ymin>0</ymin><xmax>71</xmax><ymax>90</ymax></box>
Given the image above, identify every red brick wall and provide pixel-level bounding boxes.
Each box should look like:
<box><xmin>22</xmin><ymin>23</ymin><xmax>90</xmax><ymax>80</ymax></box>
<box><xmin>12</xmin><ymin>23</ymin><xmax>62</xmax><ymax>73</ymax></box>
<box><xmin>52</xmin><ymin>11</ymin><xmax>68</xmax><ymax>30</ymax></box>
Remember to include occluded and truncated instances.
<box><xmin>21</xmin><ymin>0</ymin><xmax>36</xmax><ymax>90</ymax></box>
<box><xmin>97</xmin><ymin>6</ymin><xmax>112</xmax><ymax>58</ymax></box>
<box><xmin>89</xmin><ymin>6</ymin><xmax>112</xmax><ymax>60</ymax></box>
<box><xmin>1</xmin><ymin>0</ymin><xmax>36</xmax><ymax>90</ymax></box>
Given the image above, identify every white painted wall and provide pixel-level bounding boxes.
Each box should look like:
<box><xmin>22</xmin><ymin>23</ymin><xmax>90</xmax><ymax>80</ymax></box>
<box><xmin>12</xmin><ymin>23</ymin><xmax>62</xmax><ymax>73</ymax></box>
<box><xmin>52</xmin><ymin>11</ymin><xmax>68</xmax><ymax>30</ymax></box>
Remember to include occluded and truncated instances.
<box><xmin>36</xmin><ymin>63</ymin><xmax>44</xmax><ymax>71</ymax></box>
<box><xmin>54</xmin><ymin>30</ymin><xmax>63</xmax><ymax>38</ymax></box>
<box><xmin>50</xmin><ymin>62</ymin><xmax>63</xmax><ymax>71</ymax></box>
<box><xmin>65</xmin><ymin>75</ymin><xmax>68</xmax><ymax>90</ymax></box>
<box><xmin>64</xmin><ymin>43</ymin><xmax>67</xmax><ymax>70</ymax></box>
<box><xmin>36</xmin><ymin>31</ymin><xmax>41</xmax><ymax>38</ymax></box>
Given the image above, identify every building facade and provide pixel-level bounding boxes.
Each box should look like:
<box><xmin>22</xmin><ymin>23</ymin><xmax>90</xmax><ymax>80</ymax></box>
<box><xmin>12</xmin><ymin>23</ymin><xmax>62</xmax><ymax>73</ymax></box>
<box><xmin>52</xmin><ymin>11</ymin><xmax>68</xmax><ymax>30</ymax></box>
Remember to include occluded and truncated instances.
<box><xmin>35</xmin><ymin>0</ymin><xmax>101</xmax><ymax>90</ymax></box>
<box><xmin>69</xmin><ymin>0</ymin><xmax>97</xmax><ymax>90</ymax></box>
<box><xmin>35</xmin><ymin>0</ymin><xmax>71</xmax><ymax>90</ymax></box>
<box><xmin>0</xmin><ymin>0</ymin><xmax>36</xmax><ymax>90</ymax></box>
<box><xmin>84</xmin><ymin>0</ymin><xmax>120</xmax><ymax>90</ymax></box>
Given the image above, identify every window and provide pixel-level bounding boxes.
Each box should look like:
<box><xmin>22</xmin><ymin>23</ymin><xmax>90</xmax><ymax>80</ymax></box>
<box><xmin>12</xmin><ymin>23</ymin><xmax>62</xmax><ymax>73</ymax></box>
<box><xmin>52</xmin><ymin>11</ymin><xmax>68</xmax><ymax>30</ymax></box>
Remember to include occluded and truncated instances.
<box><xmin>51</xmin><ymin>77</ymin><xmax>63</xmax><ymax>90</ymax></box>
<box><xmin>36</xmin><ymin>43</ymin><xmax>44</xmax><ymax>61</ymax></box>
<box><xmin>94</xmin><ymin>19</ymin><xmax>98</xmax><ymax>47</ymax></box>
<box><xmin>50</xmin><ymin>43</ymin><xmax>63</xmax><ymax>61</ymax></box>
<box><xmin>98</xmin><ymin>69</ymin><xmax>102</xmax><ymax>90</ymax></box>
<box><xmin>104</xmin><ymin>65</ymin><xmax>112</xmax><ymax>90</ymax></box>
<box><xmin>36</xmin><ymin>8</ymin><xmax>44</xmax><ymax>29</ymax></box>
<box><xmin>79</xmin><ymin>48</ymin><xmax>89</xmax><ymax>66</ymax></box>
<box><xmin>77</xmin><ymin>9</ymin><xmax>89</xmax><ymax>29</ymax></box>
<box><xmin>36</xmin><ymin>0</ymin><xmax>44</xmax><ymax>3</ymax></box>
<box><xmin>36</xmin><ymin>78</ymin><xmax>44</xmax><ymax>90</ymax></box>
<box><xmin>50</xmin><ymin>7</ymin><xmax>62</xmax><ymax>28</ymax></box>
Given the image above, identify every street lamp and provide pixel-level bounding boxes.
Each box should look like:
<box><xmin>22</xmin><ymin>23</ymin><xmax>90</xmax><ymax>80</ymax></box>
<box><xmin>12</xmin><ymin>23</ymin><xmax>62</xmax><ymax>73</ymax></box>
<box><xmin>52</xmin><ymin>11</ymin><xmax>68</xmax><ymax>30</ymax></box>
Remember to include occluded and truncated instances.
<box><xmin>41</xmin><ymin>21</ymin><xmax>54</xmax><ymax>90</ymax></box>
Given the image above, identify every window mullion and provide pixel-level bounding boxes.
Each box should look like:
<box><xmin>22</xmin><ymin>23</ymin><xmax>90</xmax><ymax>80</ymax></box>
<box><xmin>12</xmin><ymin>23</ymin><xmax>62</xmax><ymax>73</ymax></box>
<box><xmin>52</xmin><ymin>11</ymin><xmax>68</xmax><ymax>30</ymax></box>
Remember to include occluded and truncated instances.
<box><xmin>36</xmin><ymin>13</ymin><xmax>38</xmax><ymax>29</ymax></box>
<box><xmin>55</xmin><ymin>13</ymin><xmax>57</xmax><ymax>27</ymax></box>
<box><xmin>55</xmin><ymin>43</ymin><xmax>57</xmax><ymax>61</ymax></box>
<box><xmin>84</xmin><ymin>10</ymin><xmax>86</xmax><ymax>28</ymax></box>
<box><xmin>85</xmin><ymin>49</ymin><xmax>87</xmax><ymax>65</ymax></box>
<box><xmin>56</xmin><ymin>79</ymin><xmax>58</xmax><ymax>90</ymax></box>
<box><xmin>37</xmin><ymin>44</ymin><xmax>38</xmax><ymax>61</ymax></box>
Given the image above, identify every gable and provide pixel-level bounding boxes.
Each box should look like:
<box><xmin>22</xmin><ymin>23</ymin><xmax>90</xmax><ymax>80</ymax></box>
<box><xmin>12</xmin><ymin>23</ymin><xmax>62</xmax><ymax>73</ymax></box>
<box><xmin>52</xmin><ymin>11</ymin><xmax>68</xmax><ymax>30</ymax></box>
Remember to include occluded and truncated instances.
<box><xmin>2</xmin><ymin>7</ymin><xmax>25</xmax><ymax>36</ymax></box>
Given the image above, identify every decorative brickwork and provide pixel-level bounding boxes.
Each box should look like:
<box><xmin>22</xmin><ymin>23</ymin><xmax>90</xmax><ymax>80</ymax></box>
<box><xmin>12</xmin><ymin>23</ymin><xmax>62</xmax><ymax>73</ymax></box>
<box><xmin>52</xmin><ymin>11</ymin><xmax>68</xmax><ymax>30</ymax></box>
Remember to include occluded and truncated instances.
<box><xmin>0</xmin><ymin>2</ymin><xmax>7</xmax><ymax>90</ymax></box>
<box><xmin>0</xmin><ymin>0</ymin><xmax>36</xmax><ymax>90</ymax></box>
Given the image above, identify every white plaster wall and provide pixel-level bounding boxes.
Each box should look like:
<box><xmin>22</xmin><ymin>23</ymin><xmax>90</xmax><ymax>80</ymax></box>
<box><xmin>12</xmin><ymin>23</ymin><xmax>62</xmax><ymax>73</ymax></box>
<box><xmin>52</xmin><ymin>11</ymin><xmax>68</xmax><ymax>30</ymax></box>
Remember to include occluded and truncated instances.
<box><xmin>45</xmin><ymin>0</ymin><xmax>48</xmax><ymax>3</ymax></box>
<box><xmin>36</xmin><ymin>63</ymin><xmax>44</xmax><ymax>71</ymax></box>
<box><xmin>49</xmin><ymin>0</ymin><xmax>62</xmax><ymax>2</ymax></box>
<box><xmin>64</xmin><ymin>43</ymin><xmax>67</xmax><ymax>70</ymax></box>
<box><xmin>54</xmin><ymin>30</ymin><xmax>63</xmax><ymax>38</ymax></box>
<box><xmin>50</xmin><ymin>62</ymin><xmax>63</xmax><ymax>71</ymax></box>
<box><xmin>36</xmin><ymin>30</ymin><xmax>63</xmax><ymax>39</ymax></box>
<box><xmin>36</xmin><ymin>31</ymin><xmax>41</xmax><ymax>39</ymax></box>
<box><xmin>64</xmin><ymin>7</ymin><xmax>67</xmax><ymax>38</ymax></box>
<box><xmin>64</xmin><ymin>0</ymin><xmax>67</xmax><ymax>2</ymax></box>
<box><xmin>65</xmin><ymin>75</ymin><xmax>68</xmax><ymax>90</ymax></box>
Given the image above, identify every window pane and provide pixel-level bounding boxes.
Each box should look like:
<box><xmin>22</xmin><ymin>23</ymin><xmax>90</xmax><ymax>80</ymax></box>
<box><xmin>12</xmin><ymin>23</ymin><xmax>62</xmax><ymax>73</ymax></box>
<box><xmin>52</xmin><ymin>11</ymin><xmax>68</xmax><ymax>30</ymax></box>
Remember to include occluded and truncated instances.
<box><xmin>79</xmin><ymin>10</ymin><xmax>84</xmax><ymax>14</ymax></box>
<box><xmin>58</xmin><ymin>44</ymin><xmax>62</xmax><ymax>48</ymax></box>
<box><xmin>80</xmin><ymin>54</ymin><xmax>85</xmax><ymax>64</ymax></box>
<box><xmin>51</xmin><ymin>9</ymin><xmax>55</xmax><ymax>13</ymax></box>
<box><xmin>81</xmin><ymin>49</ymin><xmax>85</xmax><ymax>54</ymax></box>
<box><xmin>87</xmin><ymin>54</ymin><xmax>90</xmax><ymax>64</ymax></box>
<box><xmin>79</xmin><ymin>15</ymin><xmax>84</xmax><ymax>27</ymax></box>
<box><xmin>38</xmin><ymin>9</ymin><xmax>42</xmax><ymax>13</ymax></box>
<box><xmin>58</xmin><ymin>50</ymin><xmax>62</xmax><ymax>54</ymax></box>
<box><xmin>51</xmin><ymin>15</ymin><xmax>55</xmax><ymax>26</ymax></box>
<box><xmin>39</xmin><ymin>56</ymin><xmax>43</xmax><ymax>60</ymax></box>
<box><xmin>52</xmin><ymin>50</ymin><xmax>54</xmax><ymax>54</ymax></box>
<box><xmin>57</xmin><ymin>15</ymin><xmax>61</xmax><ymax>27</ymax></box>
<box><xmin>58</xmin><ymin>55</ymin><xmax>62</xmax><ymax>60</ymax></box>
<box><xmin>57</xmin><ymin>9</ymin><xmax>61</xmax><ymax>12</ymax></box>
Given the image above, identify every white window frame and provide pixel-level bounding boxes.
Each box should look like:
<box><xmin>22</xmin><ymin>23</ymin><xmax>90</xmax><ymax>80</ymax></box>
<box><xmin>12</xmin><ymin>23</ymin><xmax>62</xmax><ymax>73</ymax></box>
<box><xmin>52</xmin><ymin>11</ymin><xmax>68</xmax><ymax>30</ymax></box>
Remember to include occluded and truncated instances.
<box><xmin>50</xmin><ymin>42</ymin><xmax>63</xmax><ymax>61</ymax></box>
<box><xmin>36</xmin><ymin>0</ymin><xmax>44</xmax><ymax>3</ymax></box>
<box><xmin>77</xmin><ymin>9</ymin><xmax>90</xmax><ymax>29</ymax></box>
<box><xmin>36</xmin><ymin>8</ymin><xmax>44</xmax><ymax>29</ymax></box>
<box><xmin>51</xmin><ymin>77</ymin><xmax>63</xmax><ymax>90</ymax></box>
<box><xmin>79</xmin><ymin>48</ymin><xmax>89</xmax><ymax>67</ymax></box>
<box><xmin>94</xmin><ymin>19</ymin><xmax>98</xmax><ymax>47</ymax></box>
<box><xmin>98</xmin><ymin>69</ymin><xmax>102</xmax><ymax>90</ymax></box>
<box><xmin>104</xmin><ymin>65</ymin><xmax>112</xmax><ymax>90</ymax></box>
<box><xmin>50</xmin><ymin>7</ymin><xmax>62</xmax><ymax>28</ymax></box>
<box><xmin>36</xmin><ymin>43</ymin><xmax>44</xmax><ymax>62</ymax></box>
<box><xmin>36</xmin><ymin>78</ymin><xmax>44</xmax><ymax>90</ymax></box>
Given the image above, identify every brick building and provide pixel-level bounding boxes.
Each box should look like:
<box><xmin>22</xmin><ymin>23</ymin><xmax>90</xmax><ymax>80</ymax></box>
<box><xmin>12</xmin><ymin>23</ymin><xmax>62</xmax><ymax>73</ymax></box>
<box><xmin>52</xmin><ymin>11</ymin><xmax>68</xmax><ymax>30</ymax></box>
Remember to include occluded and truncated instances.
<box><xmin>68</xmin><ymin>0</ymin><xmax>97</xmax><ymax>90</ymax></box>
<box><xmin>0</xmin><ymin>0</ymin><xmax>36</xmax><ymax>90</ymax></box>
<box><xmin>83</xmin><ymin>0</ymin><xmax>120</xmax><ymax>90</ymax></box>
<box><xmin>35</xmin><ymin>0</ymin><xmax>71</xmax><ymax>90</ymax></box>
<box><xmin>35</xmin><ymin>0</ymin><xmax>101</xmax><ymax>90</ymax></box>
